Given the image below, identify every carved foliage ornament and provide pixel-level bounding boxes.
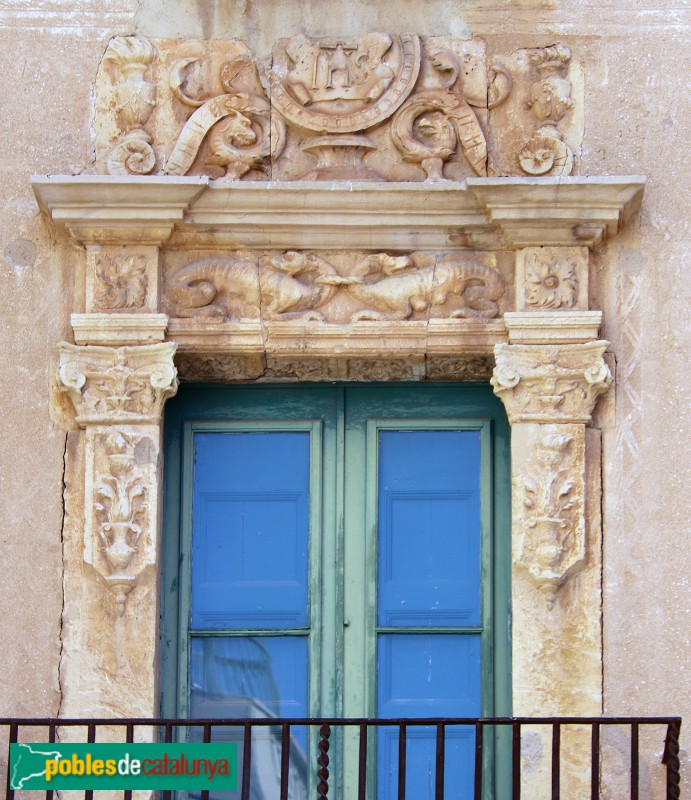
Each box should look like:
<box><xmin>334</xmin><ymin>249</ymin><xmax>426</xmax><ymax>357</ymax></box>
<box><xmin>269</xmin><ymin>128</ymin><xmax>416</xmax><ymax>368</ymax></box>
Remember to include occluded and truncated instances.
<box><xmin>57</xmin><ymin>342</ymin><xmax>178</xmax><ymax>425</ymax></box>
<box><xmin>88</xmin><ymin>430</ymin><xmax>157</xmax><ymax>615</ymax></box>
<box><xmin>491</xmin><ymin>341</ymin><xmax>612</xmax><ymax>423</ymax></box>
<box><xmin>93</xmin><ymin>254</ymin><xmax>148</xmax><ymax>311</ymax></box>
<box><xmin>164</xmin><ymin>251</ymin><xmax>506</xmax><ymax>323</ymax></box>
<box><xmin>517</xmin><ymin>425</ymin><xmax>585</xmax><ymax>608</ymax></box>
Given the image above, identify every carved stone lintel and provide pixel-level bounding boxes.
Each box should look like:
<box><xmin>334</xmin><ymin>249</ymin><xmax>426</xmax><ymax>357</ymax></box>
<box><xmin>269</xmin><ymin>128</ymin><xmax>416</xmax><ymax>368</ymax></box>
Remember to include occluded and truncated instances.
<box><xmin>515</xmin><ymin>423</ymin><xmax>586</xmax><ymax>608</ymax></box>
<box><xmin>57</xmin><ymin>342</ymin><xmax>178</xmax><ymax>426</ymax></box>
<box><xmin>491</xmin><ymin>341</ymin><xmax>612</xmax><ymax>423</ymax></box>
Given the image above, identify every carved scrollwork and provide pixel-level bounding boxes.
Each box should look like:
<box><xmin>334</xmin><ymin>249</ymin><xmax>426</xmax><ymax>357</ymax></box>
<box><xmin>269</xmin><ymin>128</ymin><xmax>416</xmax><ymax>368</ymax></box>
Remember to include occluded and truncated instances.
<box><xmin>491</xmin><ymin>341</ymin><xmax>612</xmax><ymax>423</ymax></box>
<box><xmin>104</xmin><ymin>36</ymin><xmax>158</xmax><ymax>176</ymax></box>
<box><xmin>166</xmin><ymin>55</ymin><xmax>282</xmax><ymax>179</ymax></box>
<box><xmin>517</xmin><ymin>425</ymin><xmax>585</xmax><ymax>608</ymax></box>
<box><xmin>488</xmin><ymin>60</ymin><xmax>513</xmax><ymax>109</ymax></box>
<box><xmin>391</xmin><ymin>49</ymin><xmax>488</xmax><ymax>179</ymax></box>
<box><xmin>57</xmin><ymin>342</ymin><xmax>178</xmax><ymax>425</ymax></box>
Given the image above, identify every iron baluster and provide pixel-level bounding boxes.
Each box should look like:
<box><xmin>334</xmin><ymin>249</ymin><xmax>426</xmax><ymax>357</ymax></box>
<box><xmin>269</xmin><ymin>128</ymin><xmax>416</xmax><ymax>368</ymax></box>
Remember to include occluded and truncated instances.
<box><xmin>662</xmin><ymin>719</ymin><xmax>681</xmax><ymax>800</ymax></box>
<box><xmin>317</xmin><ymin>722</ymin><xmax>331</xmax><ymax>799</ymax></box>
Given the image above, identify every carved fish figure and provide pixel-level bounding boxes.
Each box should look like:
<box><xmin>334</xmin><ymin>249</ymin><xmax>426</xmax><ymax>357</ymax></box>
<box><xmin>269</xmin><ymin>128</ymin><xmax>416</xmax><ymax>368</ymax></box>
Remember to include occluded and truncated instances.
<box><xmin>324</xmin><ymin>253</ymin><xmax>504</xmax><ymax>321</ymax></box>
<box><xmin>166</xmin><ymin>252</ymin><xmax>341</xmax><ymax>321</ymax></box>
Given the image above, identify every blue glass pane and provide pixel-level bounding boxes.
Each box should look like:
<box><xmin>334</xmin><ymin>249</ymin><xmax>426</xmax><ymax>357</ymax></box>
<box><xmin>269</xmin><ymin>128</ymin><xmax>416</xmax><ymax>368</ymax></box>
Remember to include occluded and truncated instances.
<box><xmin>191</xmin><ymin>432</ymin><xmax>310</xmax><ymax>629</ymax></box>
<box><xmin>190</xmin><ymin>637</ymin><xmax>308</xmax><ymax>800</ymax></box>
<box><xmin>378</xmin><ymin>430</ymin><xmax>481</xmax><ymax>626</ymax></box>
<box><xmin>378</xmin><ymin>634</ymin><xmax>481</xmax><ymax>800</ymax></box>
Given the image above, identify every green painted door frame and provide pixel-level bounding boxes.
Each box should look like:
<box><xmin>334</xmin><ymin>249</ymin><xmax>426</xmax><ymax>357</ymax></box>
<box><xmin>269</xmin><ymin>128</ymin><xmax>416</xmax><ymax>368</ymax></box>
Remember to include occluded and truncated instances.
<box><xmin>160</xmin><ymin>382</ymin><xmax>511</xmax><ymax>797</ymax></box>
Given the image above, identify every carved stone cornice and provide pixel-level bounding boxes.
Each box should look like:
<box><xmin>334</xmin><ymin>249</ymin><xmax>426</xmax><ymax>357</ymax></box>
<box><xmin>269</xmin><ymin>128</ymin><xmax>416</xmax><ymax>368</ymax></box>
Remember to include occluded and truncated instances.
<box><xmin>32</xmin><ymin>175</ymin><xmax>644</xmax><ymax>251</ymax></box>
<box><xmin>57</xmin><ymin>342</ymin><xmax>178</xmax><ymax>426</ymax></box>
<box><xmin>491</xmin><ymin>340</ymin><xmax>612</xmax><ymax>423</ymax></box>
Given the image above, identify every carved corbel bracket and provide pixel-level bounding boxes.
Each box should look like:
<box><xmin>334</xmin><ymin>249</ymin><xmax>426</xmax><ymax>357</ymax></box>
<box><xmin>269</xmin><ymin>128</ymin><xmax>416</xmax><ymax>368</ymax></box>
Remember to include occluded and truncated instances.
<box><xmin>491</xmin><ymin>341</ymin><xmax>612</xmax><ymax>424</ymax></box>
<box><xmin>57</xmin><ymin>342</ymin><xmax>178</xmax><ymax>426</ymax></box>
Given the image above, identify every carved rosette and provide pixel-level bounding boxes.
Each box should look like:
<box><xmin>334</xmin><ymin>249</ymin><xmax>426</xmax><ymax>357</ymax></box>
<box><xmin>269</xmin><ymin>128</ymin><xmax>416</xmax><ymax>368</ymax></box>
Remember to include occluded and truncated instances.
<box><xmin>104</xmin><ymin>36</ymin><xmax>158</xmax><ymax>176</ymax></box>
<box><xmin>524</xmin><ymin>250</ymin><xmax>579</xmax><ymax>309</ymax></box>
<box><xmin>57</xmin><ymin>342</ymin><xmax>178</xmax><ymax>426</ymax></box>
<box><xmin>491</xmin><ymin>341</ymin><xmax>612</xmax><ymax>424</ymax></box>
<box><xmin>516</xmin><ymin>424</ymin><xmax>586</xmax><ymax>607</ymax></box>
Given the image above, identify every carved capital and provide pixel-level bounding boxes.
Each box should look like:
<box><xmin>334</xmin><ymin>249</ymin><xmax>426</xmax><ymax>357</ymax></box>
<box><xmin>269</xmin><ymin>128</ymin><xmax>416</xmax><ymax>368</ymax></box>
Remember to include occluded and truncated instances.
<box><xmin>491</xmin><ymin>341</ymin><xmax>612</xmax><ymax>423</ymax></box>
<box><xmin>57</xmin><ymin>342</ymin><xmax>178</xmax><ymax>426</ymax></box>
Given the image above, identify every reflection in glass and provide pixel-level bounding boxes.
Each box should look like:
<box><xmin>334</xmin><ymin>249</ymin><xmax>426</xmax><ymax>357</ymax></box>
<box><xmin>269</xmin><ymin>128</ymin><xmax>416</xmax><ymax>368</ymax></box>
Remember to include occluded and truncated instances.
<box><xmin>190</xmin><ymin>637</ymin><xmax>308</xmax><ymax>800</ymax></box>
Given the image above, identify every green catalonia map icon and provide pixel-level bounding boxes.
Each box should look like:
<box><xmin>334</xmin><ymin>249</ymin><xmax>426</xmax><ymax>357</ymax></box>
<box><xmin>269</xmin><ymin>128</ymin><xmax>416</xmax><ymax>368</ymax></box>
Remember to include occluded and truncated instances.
<box><xmin>10</xmin><ymin>743</ymin><xmax>64</xmax><ymax>790</ymax></box>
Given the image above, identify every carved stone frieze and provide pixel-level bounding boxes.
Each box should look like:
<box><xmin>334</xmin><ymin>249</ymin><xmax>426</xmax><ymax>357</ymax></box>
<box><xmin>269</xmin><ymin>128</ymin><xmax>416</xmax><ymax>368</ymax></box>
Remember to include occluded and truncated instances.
<box><xmin>425</xmin><ymin>355</ymin><xmax>495</xmax><ymax>381</ymax></box>
<box><xmin>491</xmin><ymin>341</ymin><xmax>612</xmax><ymax>423</ymax></box>
<box><xmin>163</xmin><ymin>250</ymin><xmax>508</xmax><ymax>324</ymax></box>
<box><xmin>85</xmin><ymin>428</ymin><xmax>159</xmax><ymax>615</ymax></box>
<box><xmin>92</xmin><ymin>34</ymin><xmax>577</xmax><ymax>180</ymax></box>
<box><xmin>103</xmin><ymin>36</ymin><xmax>158</xmax><ymax>176</ymax></box>
<box><xmin>515</xmin><ymin>424</ymin><xmax>586</xmax><ymax>608</ymax></box>
<box><xmin>57</xmin><ymin>342</ymin><xmax>178</xmax><ymax>425</ymax></box>
<box><xmin>174</xmin><ymin>352</ymin><xmax>265</xmax><ymax>382</ymax></box>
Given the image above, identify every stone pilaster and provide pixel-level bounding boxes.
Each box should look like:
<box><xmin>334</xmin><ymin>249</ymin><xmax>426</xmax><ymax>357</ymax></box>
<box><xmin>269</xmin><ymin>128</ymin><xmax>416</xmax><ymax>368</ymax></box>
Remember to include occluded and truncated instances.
<box><xmin>492</xmin><ymin>336</ymin><xmax>611</xmax><ymax>796</ymax></box>
<box><xmin>56</xmin><ymin>342</ymin><xmax>177</xmax><ymax>719</ymax></box>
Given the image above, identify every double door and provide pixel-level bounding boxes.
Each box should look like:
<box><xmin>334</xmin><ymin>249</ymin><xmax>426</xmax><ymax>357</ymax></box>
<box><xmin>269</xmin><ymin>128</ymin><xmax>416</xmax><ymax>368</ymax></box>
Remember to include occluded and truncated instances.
<box><xmin>161</xmin><ymin>384</ymin><xmax>510</xmax><ymax>798</ymax></box>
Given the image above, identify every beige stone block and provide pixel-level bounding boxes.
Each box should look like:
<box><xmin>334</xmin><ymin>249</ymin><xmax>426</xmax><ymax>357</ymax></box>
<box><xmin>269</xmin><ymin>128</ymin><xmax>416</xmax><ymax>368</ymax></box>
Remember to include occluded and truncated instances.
<box><xmin>71</xmin><ymin>313</ymin><xmax>169</xmax><ymax>345</ymax></box>
<box><xmin>504</xmin><ymin>311</ymin><xmax>602</xmax><ymax>344</ymax></box>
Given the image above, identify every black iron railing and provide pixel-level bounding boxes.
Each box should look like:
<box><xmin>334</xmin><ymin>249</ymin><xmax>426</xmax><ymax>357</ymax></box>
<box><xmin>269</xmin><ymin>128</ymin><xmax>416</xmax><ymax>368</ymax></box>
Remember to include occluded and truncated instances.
<box><xmin>1</xmin><ymin>716</ymin><xmax>681</xmax><ymax>800</ymax></box>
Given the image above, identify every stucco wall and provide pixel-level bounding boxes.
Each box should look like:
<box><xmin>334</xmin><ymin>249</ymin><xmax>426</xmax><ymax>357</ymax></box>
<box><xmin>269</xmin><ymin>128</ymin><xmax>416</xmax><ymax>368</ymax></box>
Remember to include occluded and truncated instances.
<box><xmin>0</xmin><ymin>0</ymin><xmax>687</xmax><ymax>785</ymax></box>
